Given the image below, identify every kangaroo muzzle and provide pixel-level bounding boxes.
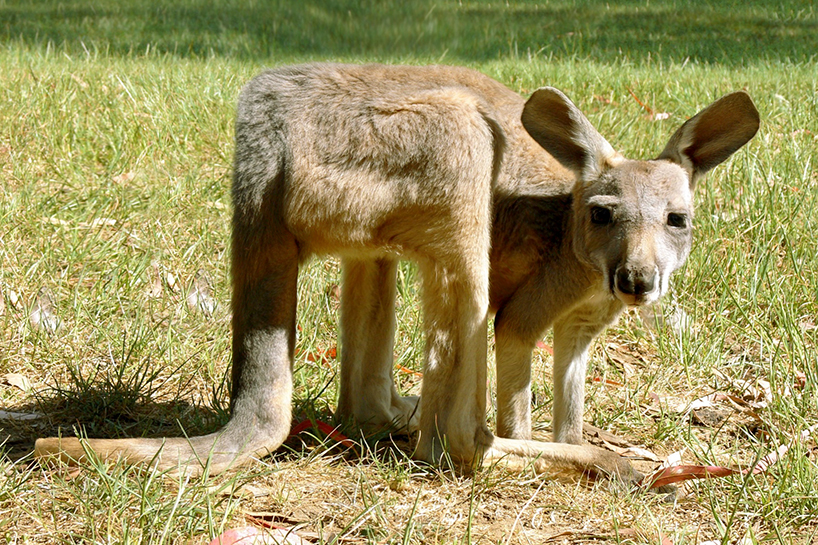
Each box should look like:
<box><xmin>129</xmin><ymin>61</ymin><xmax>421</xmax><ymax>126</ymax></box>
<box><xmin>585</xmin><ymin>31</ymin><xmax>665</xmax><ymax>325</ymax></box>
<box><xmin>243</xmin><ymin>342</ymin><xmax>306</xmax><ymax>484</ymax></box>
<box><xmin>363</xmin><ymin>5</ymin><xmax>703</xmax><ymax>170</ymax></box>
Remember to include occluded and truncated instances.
<box><xmin>613</xmin><ymin>265</ymin><xmax>659</xmax><ymax>306</ymax></box>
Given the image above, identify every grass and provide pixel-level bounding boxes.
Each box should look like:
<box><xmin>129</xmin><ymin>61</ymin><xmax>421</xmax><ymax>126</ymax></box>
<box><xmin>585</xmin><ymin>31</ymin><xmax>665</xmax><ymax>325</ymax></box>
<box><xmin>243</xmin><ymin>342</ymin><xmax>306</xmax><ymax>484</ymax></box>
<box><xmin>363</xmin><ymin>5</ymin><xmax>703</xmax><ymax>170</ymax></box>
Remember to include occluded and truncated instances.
<box><xmin>1</xmin><ymin>0</ymin><xmax>817</xmax><ymax>543</ymax></box>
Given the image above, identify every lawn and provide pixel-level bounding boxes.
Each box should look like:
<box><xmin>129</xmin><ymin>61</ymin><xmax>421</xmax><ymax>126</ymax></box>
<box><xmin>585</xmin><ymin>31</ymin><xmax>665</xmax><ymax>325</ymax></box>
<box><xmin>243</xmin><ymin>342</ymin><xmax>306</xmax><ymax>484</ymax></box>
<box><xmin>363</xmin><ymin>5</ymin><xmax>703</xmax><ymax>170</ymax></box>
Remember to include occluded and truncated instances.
<box><xmin>1</xmin><ymin>0</ymin><xmax>817</xmax><ymax>543</ymax></box>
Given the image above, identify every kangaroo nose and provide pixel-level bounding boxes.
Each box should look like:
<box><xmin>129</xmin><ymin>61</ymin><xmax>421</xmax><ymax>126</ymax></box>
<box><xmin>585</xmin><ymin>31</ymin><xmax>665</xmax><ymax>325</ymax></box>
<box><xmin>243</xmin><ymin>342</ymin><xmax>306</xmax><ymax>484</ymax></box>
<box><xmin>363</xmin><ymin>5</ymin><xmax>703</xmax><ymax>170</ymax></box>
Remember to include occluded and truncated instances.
<box><xmin>615</xmin><ymin>267</ymin><xmax>656</xmax><ymax>297</ymax></box>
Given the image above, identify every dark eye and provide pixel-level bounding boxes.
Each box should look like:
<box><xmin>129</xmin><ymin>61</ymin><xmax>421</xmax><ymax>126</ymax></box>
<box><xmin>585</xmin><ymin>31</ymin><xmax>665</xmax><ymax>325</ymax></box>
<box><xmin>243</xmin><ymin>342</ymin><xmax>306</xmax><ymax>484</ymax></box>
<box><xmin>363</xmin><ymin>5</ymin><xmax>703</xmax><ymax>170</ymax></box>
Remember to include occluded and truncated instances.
<box><xmin>590</xmin><ymin>206</ymin><xmax>613</xmax><ymax>225</ymax></box>
<box><xmin>667</xmin><ymin>212</ymin><xmax>688</xmax><ymax>228</ymax></box>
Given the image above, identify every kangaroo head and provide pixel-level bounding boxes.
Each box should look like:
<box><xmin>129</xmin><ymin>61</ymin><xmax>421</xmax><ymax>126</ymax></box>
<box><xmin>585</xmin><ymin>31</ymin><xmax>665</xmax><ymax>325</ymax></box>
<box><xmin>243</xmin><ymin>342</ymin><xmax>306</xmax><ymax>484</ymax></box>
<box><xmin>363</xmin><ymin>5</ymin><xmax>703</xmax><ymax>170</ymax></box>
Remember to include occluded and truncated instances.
<box><xmin>522</xmin><ymin>87</ymin><xmax>759</xmax><ymax>306</ymax></box>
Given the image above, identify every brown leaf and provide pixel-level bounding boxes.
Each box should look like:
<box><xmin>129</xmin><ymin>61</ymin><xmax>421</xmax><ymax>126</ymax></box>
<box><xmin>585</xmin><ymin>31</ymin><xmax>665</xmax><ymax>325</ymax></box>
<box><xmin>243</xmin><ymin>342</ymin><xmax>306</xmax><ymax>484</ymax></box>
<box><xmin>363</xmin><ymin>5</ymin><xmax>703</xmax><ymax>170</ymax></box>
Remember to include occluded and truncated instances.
<box><xmin>645</xmin><ymin>464</ymin><xmax>738</xmax><ymax>489</ymax></box>
<box><xmin>1</xmin><ymin>372</ymin><xmax>32</xmax><ymax>392</ymax></box>
<box><xmin>583</xmin><ymin>423</ymin><xmax>634</xmax><ymax>448</ymax></box>
<box><xmin>112</xmin><ymin>171</ymin><xmax>136</xmax><ymax>184</ymax></box>
<box><xmin>187</xmin><ymin>269</ymin><xmax>217</xmax><ymax>316</ymax></box>
<box><xmin>146</xmin><ymin>260</ymin><xmax>164</xmax><ymax>299</ymax></box>
<box><xmin>30</xmin><ymin>287</ymin><xmax>60</xmax><ymax>334</ymax></box>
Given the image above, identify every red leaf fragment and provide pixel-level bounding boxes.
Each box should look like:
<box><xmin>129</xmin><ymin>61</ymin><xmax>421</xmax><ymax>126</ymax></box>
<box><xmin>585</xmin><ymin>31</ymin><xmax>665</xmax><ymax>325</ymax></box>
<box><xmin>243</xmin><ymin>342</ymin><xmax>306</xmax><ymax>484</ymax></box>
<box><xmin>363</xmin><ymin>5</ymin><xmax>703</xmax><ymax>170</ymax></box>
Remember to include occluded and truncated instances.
<box><xmin>288</xmin><ymin>419</ymin><xmax>356</xmax><ymax>449</ymax></box>
<box><xmin>644</xmin><ymin>423</ymin><xmax>818</xmax><ymax>489</ymax></box>
<box><xmin>646</xmin><ymin>464</ymin><xmax>738</xmax><ymax>489</ymax></box>
<box><xmin>397</xmin><ymin>364</ymin><xmax>423</xmax><ymax>377</ymax></box>
<box><xmin>589</xmin><ymin>376</ymin><xmax>624</xmax><ymax>387</ymax></box>
<box><xmin>535</xmin><ymin>341</ymin><xmax>553</xmax><ymax>355</ymax></box>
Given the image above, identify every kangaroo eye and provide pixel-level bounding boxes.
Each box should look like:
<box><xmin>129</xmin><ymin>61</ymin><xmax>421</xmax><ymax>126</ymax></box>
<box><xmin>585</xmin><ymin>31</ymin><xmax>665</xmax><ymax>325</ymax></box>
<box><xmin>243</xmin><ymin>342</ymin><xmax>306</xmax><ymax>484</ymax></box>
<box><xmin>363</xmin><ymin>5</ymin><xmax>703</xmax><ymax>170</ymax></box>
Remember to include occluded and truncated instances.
<box><xmin>590</xmin><ymin>206</ymin><xmax>613</xmax><ymax>225</ymax></box>
<box><xmin>667</xmin><ymin>212</ymin><xmax>688</xmax><ymax>228</ymax></box>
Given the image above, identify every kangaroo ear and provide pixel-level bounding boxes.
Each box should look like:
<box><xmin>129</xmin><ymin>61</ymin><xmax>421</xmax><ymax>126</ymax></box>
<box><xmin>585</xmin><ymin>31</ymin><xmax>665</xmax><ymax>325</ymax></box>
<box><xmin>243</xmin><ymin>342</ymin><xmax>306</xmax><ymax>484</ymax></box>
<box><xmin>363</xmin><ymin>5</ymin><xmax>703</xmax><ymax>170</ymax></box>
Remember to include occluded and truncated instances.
<box><xmin>522</xmin><ymin>87</ymin><xmax>621</xmax><ymax>181</ymax></box>
<box><xmin>658</xmin><ymin>91</ymin><xmax>759</xmax><ymax>188</ymax></box>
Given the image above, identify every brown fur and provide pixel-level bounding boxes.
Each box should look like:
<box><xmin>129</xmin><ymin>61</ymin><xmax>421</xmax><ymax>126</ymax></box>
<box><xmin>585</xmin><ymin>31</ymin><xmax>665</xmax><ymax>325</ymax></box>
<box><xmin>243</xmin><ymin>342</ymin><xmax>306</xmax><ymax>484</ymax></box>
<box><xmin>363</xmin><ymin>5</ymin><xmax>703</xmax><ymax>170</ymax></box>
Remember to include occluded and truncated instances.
<box><xmin>35</xmin><ymin>64</ymin><xmax>759</xmax><ymax>481</ymax></box>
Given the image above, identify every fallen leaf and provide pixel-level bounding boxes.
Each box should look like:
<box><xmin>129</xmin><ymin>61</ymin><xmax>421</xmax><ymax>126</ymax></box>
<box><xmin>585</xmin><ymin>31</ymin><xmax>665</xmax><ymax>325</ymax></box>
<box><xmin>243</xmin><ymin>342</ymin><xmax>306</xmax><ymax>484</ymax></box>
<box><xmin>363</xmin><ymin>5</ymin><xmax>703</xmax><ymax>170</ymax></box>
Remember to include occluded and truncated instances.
<box><xmin>86</xmin><ymin>217</ymin><xmax>117</xmax><ymax>228</ymax></box>
<box><xmin>583</xmin><ymin>423</ymin><xmax>634</xmax><ymax>448</ymax></box>
<box><xmin>638</xmin><ymin>299</ymin><xmax>689</xmax><ymax>334</ymax></box>
<box><xmin>589</xmin><ymin>376</ymin><xmax>624</xmax><ymax>387</ymax></box>
<box><xmin>645</xmin><ymin>464</ymin><xmax>738</xmax><ymax>489</ymax></box>
<box><xmin>244</xmin><ymin>512</ymin><xmax>303</xmax><ymax>529</ymax></box>
<box><xmin>600</xmin><ymin>440</ymin><xmax>660</xmax><ymax>461</ymax></box>
<box><xmin>44</xmin><ymin>216</ymin><xmax>70</xmax><ymax>226</ymax></box>
<box><xmin>644</xmin><ymin>424</ymin><xmax>818</xmax><ymax>489</ymax></box>
<box><xmin>0</xmin><ymin>409</ymin><xmax>42</xmax><ymax>421</ymax></box>
<box><xmin>30</xmin><ymin>287</ymin><xmax>60</xmax><ymax>334</ymax></box>
<box><xmin>535</xmin><ymin>341</ymin><xmax>553</xmax><ymax>355</ymax></box>
<box><xmin>112</xmin><ymin>171</ymin><xmax>136</xmax><ymax>184</ymax></box>
<box><xmin>325</xmin><ymin>283</ymin><xmax>341</xmax><ymax>302</ymax></box>
<box><xmin>1</xmin><ymin>373</ymin><xmax>32</xmax><ymax>392</ymax></box>
<box><xmin>8</xmin><ymin>290</ymin><xmax>21</xmax><ymax>310</ymax></box>
<box><xmin>296</xmin><ymin>346</ymin><xmax>337</xmax><ymax>367</ymax></box>
<box><xmin>187</xmin><ymin>269</ymin><xmax>217</xmax><ymax>316</ymax></box>
<box><xmin>626</xmin><ymin>87</ymin><xmax>673</xmax><ymax>123</ymax></box>
<box><xmin>146</xmin><ymin>260</ymin><xmax>164</xmax><ymax>299</ymax></box>
<box><xmin>208</xmin><ymin>526</ymin><xmax>311</xmax><ymax>545</ymax></box>
<box><xmin>397</xmin><ymin>363</ymin><xmax>422</xmax><ymax>377</ymax></box>
<box><xmin>289</xmin><ymin>419</ymin><xmax>356</xmax><ymax>449</ymax></box>
<box><xmin>166</xmin><ymin>271</ymin><xmax>179</xmax><ymax>292</ymax></box>
<box><xmin>794</xmin><ymin>369</ymin><xmax>807</xmax><ymax>389</ymax></box>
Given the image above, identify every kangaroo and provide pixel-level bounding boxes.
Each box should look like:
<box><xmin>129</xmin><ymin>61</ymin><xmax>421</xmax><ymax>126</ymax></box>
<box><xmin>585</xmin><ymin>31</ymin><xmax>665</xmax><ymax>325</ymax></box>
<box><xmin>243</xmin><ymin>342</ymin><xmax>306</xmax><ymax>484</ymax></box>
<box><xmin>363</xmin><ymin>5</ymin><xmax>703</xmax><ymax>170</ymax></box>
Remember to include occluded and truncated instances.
<box><xmin>35</xmin><ymin>64</ymin><xmax>759</xmax><ymax>481</ymax></box>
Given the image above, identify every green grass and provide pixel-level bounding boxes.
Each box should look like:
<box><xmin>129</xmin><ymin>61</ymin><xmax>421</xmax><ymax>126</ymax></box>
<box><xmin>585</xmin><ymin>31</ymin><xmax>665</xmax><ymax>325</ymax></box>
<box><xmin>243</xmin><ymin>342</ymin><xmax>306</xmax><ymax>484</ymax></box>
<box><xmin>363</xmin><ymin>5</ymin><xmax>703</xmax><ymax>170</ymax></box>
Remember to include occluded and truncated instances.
<box><xmin>1</xmin><ymin>0</ymin><xmax>818</xmax><ymax>543</ymax></box>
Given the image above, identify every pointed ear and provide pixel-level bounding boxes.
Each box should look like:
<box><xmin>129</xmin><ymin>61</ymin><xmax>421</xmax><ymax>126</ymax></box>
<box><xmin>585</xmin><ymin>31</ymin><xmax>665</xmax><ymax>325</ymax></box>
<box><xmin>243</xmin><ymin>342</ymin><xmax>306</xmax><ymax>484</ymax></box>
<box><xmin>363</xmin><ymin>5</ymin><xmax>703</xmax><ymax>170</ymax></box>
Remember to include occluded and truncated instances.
<box><xmin>657</xmin><ymin>91</ymin><xmax>759</xmax><ymax>188</ymax></box>
<box><xmin>521</xmin><ymin>87</ymin><xmax>621</xmax><ymax>181</ymax></box>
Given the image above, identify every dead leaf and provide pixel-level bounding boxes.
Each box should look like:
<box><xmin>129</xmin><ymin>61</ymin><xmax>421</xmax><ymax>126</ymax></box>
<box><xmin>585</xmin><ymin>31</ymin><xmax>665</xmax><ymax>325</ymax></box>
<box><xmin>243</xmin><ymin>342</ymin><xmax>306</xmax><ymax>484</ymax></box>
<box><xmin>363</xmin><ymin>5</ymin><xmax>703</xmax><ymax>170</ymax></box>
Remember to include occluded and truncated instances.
<box><xmin>616</xmin><ymin>528</ymin><xmax>674</xmax><ymax>545</ymax></box>
<box><xmin>112</xmin><ymin>171</ymin><xmax>136</xmax><ymax>184</ymax></box>
<box><xmin>166</xmin><ymin>271</ymin><xmax>179</xmax><ymax>292</ymax></box>
<box><xmin>146</xmin><ymin>260</ymin><xmax>164</xmax><ymax>299</ymax></box>
<box><xmin>626</xmin><ymin>87</ymin><xmax>673</xmax><ymax>122</ymax></box>
<box><xmin>296</xmin><ymin>346</ymin><xmax>336</xmax><ymax>367</ymax></box>
<box><xmin>1</xmin><ymin>372</ymin><xmax>32</xmax><ymax>392</ymax></box>
<box><xmin>44</xmin><ymin>216</ymin><xmax>70</xmax><ymax>226</ymax></box>
<box><xmin>645</xmin><ymin>464</ymin><xmax>738</xmax><ymax>489</ymax></box>
<box><xmin>600</xmin><ymin>441</ymin><xmax>660</xmax><ymax>462</ymax></box>
<box><xmin>589</xmin><ymin>376</ymin><xmax>624</xmax><ymax>387</ymax></box>
<box><xmin>325</xmin><ymin>283</ymin><xmax>341</xmax><ymax>303</ymax></box>
<box><xmin>644</xmin><ymin>424</ymin><xmax>818</xmax><ymax>488</ymax></box>
<box><xmin>289</xmin><ymin>419</ymin><xmax>356</xmax><ymax>449</ymax></box>
<box><xmin>0</xmin><ymin>409</ymin><xmax>42</xmax><ymax>421</ymax></box>
<box><xmin>583</xmin><ymin>423</ymin><xmax>634</xmax><ymax>448</ymax></box>
<box><xmin>8</xmin><ymin>289</ymin><xmax>21</xmax><ymax>310</ymax></box>
<box><xmin>30</xmin><ymin>287</ymin><xmax>60</xmax><ymax>334</ymax></box>
<box><xmin>638</xmin><ymin>299</ymin><xmax>689</xmax><ymax>334</ymax></box>
<box><xmin>187</xmin><ymin>269</ymin><xmax>217</xmax><ymax>316</ymax></box>
<box><xmin>397</xmin><ymin>363</ymin><xmax>422</xmax><ymax>377</ymax></box>
<box><xmin>86</xmin><ymin>217</ymin><xmax>117</xmax><ymax>228</ymax></box>
<box><xmin>70</xmin><ymin>73</ymin><xmax>88</xmax><ymax>89</ymax></box>
<box><xmin>535</xmin><ymin>341</ymin><xmax>553</xmax><ymax>355</ymax></box>
<box><xmin>208</xmin><ymin>526</ymin><xmax>311</xmax><ymax>545</ymax></box>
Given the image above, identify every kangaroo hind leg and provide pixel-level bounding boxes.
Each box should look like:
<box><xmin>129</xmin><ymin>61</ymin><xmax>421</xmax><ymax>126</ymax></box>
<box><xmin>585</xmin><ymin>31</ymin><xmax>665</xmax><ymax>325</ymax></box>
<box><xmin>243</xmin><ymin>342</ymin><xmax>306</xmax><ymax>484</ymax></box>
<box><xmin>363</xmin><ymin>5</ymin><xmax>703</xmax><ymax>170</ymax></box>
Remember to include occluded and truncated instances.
<box><xmin>337</xmin><ymin>257</ymin><xmax>420</xmax><ymax>432</ymax></box>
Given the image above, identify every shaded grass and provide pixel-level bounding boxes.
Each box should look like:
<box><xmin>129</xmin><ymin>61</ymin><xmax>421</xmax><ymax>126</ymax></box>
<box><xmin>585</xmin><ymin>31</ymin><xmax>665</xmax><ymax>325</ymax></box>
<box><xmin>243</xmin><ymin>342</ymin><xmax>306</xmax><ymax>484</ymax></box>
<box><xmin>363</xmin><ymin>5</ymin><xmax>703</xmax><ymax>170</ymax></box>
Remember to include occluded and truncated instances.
<box><xmin>0</xmin><ymin>0</ymin><xmax>816</xmax><ymax>65</ymax></box>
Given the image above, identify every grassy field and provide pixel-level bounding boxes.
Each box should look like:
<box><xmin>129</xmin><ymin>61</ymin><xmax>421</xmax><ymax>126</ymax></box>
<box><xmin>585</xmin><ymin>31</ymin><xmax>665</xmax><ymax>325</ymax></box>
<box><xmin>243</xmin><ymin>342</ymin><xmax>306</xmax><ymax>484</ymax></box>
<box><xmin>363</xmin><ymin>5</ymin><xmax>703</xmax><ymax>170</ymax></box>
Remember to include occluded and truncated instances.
<box><xmin>1</xmin><ymin>0</ymin><xmax>817</xmax><ymax>543</ymax></box>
